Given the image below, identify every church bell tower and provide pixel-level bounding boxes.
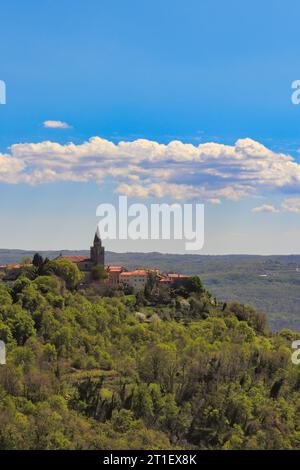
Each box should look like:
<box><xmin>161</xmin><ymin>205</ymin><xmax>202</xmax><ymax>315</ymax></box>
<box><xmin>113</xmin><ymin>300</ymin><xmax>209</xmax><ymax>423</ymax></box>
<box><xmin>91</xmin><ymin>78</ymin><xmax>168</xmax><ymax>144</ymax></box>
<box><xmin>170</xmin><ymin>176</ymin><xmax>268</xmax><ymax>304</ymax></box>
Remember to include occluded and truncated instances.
<box><xmin>90</xmin><ymin>230</ymin><xmax>105</xmax><ymax>266</ymax></box>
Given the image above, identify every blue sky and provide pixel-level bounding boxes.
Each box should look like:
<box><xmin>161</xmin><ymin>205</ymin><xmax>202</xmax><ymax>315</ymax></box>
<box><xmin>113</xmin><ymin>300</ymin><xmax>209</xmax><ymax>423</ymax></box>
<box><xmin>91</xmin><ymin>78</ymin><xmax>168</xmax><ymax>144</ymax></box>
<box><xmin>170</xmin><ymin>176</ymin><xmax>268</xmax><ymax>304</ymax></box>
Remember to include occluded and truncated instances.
<box><xmin>1</xmin><ymin>0</ymin><xmax>300</xmax><ymax>253</ymax></box>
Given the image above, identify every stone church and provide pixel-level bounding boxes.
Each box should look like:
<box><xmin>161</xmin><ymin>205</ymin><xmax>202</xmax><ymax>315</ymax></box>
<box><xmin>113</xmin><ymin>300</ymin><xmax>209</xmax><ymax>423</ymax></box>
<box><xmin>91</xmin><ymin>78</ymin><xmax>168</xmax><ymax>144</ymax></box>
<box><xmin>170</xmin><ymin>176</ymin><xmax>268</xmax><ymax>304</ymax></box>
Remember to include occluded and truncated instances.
<box><xmin>59</xmin><ymin>230</ymin><xmax>105</xmax><ymax>283</ymax></box>
<box><xmin>77</xmin><ymin>230</ymin><xmax>105</xmax><ymax>271</ymax></box>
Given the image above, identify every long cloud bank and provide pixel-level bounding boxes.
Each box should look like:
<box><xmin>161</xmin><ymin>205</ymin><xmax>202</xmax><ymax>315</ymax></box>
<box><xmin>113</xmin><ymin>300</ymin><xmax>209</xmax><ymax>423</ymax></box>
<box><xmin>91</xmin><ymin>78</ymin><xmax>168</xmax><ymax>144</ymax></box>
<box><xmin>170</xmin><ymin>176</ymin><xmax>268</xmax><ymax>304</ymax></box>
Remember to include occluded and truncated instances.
<box><xmin>1</xmin><ymin>136</ymin><xmax>300</xmax><ymax>204</ymax></box>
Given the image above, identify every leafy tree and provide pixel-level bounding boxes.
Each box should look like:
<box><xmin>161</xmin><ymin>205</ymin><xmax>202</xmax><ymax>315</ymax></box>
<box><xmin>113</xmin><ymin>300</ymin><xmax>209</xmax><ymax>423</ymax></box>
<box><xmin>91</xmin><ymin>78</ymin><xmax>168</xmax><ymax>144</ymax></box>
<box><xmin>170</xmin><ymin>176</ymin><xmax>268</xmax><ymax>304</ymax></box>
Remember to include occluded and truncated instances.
<box><xmin>184</xmin><ymin>276</ymin><xmax>204</xmax><ymax>295</ymax></box>
<box><xmin>91</xmin><ymin>264</ymin><xmax>108</xmax><ymax>281</ymax></box>
<box><xmin>32</xmin><ymin>253</ymin><xmax>44</xmax><ymax>269</ymax></box>
<box><xmin>48</xmin><ymin>258</ymin><xmax>83</xmax><ymax>290</ymax></box>
<box><xmin>0</xmin><ymin>266</ymin><xmax>299</xmax><ymax>450</ymax></box>
<box><xmin>8</xmin><ymin>305</ymin><xmax>36</xmax><ymax>345</ymax></box>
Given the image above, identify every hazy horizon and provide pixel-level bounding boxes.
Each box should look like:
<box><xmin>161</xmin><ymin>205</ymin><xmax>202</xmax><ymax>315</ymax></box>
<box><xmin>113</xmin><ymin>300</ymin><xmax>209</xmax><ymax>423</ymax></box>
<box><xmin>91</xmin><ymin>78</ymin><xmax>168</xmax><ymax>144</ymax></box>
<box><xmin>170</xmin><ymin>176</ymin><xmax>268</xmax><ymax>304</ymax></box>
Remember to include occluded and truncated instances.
<box><xmin>2</xmin><ymin>247</ymin><xmax>300</xmax><ymax>258</ymax></box>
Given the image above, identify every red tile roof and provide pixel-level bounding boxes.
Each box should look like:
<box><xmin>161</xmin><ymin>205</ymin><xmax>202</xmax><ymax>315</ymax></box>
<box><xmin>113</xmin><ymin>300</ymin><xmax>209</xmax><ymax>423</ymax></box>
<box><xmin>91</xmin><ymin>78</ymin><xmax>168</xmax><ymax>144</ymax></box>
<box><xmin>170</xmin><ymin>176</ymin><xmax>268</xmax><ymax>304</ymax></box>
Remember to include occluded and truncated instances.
<box><xmin>120</xmin><ymin>269</ymin><xmax>149</xmax><ymax>277</ymax></box>
<box><xmin>0</xmin><ymin>263</ymin><xmax>32</xmax><ymax>270</ymax></box>
<box><xmin>106</xmin><ymin>265</ymin><xmax>125</xmax><ymax>273</ymax></box>
<box><xmin>62</xmin><ymin>256</ymin><xmax>90</xmax><ymax>263</ymax></box>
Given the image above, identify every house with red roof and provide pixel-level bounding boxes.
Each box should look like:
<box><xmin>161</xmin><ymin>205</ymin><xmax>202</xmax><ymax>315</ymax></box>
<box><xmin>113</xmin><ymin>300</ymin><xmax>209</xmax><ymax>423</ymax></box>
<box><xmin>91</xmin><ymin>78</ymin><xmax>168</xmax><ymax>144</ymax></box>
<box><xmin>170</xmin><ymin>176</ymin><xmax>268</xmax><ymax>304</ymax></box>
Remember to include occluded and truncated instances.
<box><xmin>0</xmin><ymin>230</ymin><xmax>192</xmax><ymax>291</ymax></box>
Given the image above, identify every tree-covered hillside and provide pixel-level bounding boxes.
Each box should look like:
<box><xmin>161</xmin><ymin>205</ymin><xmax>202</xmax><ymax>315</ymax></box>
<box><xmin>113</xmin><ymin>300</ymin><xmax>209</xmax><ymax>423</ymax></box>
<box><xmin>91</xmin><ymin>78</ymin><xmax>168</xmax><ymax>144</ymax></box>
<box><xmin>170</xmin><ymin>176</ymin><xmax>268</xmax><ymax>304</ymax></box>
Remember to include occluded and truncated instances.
<box><xmin>2</xmin><ymin>250</ymin><xmax>300</xmax><ymax>331</ymax></box>
<box><xmin>0</xmin><ymin>259</ymin><xmax>300</xmax><ymax>449</ymax></box>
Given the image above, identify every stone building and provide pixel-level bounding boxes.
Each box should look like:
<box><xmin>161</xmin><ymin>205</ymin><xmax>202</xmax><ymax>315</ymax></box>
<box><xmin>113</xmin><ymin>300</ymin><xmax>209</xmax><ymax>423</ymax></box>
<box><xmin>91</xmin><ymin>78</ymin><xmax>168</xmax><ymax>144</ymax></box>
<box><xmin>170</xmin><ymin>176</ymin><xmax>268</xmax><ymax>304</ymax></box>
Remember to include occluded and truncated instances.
<box><xmin>106</xmin><ymin>265</ymin><xmax>126</xmax><ymax>287</ymax></box>
<box><xmin>90</xmin><ymin>231</ymin><xmax>104</xmax><ymax>266</ymax></box>
<box><xmin>0</xmin><ymin>229</ymin><xmax>192</xmax><ymax>291</ymax></box>
<box><xmin>57</xmin><ymin>230</ymin><xmax>106</xmax><ymax>284</ymax></box>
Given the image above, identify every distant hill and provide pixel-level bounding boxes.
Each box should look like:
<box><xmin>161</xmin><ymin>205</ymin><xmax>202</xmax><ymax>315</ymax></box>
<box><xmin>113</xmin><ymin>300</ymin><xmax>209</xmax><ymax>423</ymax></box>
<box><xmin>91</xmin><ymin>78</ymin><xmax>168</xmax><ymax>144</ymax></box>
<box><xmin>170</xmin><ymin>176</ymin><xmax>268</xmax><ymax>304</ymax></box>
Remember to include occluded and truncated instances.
<box><xmin>1</xmin><ymin>249</ymin><xmax>300</xmax><ymax>331</ymax></box>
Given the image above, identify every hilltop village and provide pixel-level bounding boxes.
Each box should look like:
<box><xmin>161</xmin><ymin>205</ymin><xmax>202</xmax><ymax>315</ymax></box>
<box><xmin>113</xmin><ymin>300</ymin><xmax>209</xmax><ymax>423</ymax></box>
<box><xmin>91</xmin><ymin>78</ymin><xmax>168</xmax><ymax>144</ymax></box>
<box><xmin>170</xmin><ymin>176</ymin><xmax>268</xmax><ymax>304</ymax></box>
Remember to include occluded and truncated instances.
<box><xmin>0</xmin><ymin>231</ymin><xmax>192</xmax><ymax>293</ymax></box>
<box><xmin>0</xmin><ymin>232</ymin><xmax>291</xmax><ymax>452</ymax></box>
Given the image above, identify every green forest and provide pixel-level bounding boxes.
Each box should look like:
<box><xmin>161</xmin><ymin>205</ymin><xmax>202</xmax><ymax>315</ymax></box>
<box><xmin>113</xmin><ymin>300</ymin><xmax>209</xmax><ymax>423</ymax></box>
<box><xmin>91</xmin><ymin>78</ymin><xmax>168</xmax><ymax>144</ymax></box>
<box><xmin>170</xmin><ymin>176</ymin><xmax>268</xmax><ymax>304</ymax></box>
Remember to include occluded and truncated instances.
<box><xmin>0</xmin><ymin>256</ymin><xmax>300</xmax><ymax>450</ymax></box>
<box><xmin>2</xmin><ymin>250</ymin><xmax>300</xmax><ymax>331</ymax></box>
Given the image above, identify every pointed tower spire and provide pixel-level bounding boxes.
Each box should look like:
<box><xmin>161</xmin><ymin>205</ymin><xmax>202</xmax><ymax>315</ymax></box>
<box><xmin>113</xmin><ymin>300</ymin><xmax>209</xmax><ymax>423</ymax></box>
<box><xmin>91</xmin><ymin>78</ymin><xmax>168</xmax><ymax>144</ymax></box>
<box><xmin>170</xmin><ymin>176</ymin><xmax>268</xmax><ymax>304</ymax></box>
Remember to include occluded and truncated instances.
<box><xmin>94</xmin><ymin>229</ymin><xmax>101</xmax><ymax>244</ymax></box>
<box><xmin>90</xmin><ymin>228</ymin><xmax>104</xmax><ymax>265</ymax></box>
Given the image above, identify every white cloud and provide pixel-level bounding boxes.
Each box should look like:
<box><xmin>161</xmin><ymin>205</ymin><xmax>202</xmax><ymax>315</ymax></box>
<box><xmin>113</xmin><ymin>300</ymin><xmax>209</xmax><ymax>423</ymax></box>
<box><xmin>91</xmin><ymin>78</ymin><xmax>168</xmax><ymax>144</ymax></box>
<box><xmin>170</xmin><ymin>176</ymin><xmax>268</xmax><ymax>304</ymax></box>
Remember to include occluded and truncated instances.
<box><xmin>280</xmin><ymin>197</ymin><xmax>300</xmax><ymax>213</ymax></box>
<box><xmin>0</xmin><ymin>153</ymin><xmax>25</xmax><ymax>184</ymax></box>
<box><xmin>252</xmin><ymin>198</ymin><xmax>300</xmax><ymax>214</ymax></box>
<box><xmin>1</xmin><ymin>136</ymin><xmax>300</xmax><ymax>205</ymax></box>
<box><xmin>43</xmin><ymin>120</ymin><xmax>71</xmax><ymax>129</ymax></box>
<box><xmin>252</xmin><ymin>204</ymin><xmax>279</xmax><ymax>213</ymax></box>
